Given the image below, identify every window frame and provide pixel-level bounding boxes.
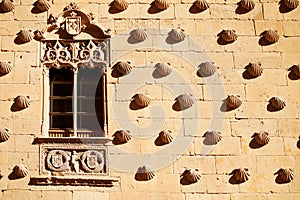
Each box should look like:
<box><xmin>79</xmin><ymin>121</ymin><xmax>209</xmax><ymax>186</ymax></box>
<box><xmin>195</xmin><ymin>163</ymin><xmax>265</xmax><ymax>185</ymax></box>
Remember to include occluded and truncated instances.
<box><xmin>40</xmin><ymin>39</ymin><xmax>109</xmax><ymax>138</ymax></box>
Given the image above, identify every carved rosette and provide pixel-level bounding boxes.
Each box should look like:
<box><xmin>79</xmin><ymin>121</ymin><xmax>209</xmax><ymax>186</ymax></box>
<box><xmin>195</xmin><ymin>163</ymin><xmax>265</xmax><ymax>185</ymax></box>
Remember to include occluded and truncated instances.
<box><xmin>80</xmin><ymin>151</ymin><xmax>104</xmax><ymax>173</ymax></box>
<box><xmin>46</xmin><ymin>150</ymin><xmax>70</xmax><ymax>172</ymax></box>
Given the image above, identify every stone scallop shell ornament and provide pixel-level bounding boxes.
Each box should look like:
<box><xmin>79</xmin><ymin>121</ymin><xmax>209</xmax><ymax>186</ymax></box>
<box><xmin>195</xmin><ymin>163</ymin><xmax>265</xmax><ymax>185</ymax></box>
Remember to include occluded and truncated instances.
<box><xmin>113</xmin><ymin>0</ymin><xmax>129</xmax><ymax>11</ymax></box>
<box><xmin>220</xmin><ymin>30</ymin><xmax>238</xmax><ymax>43</ymax></box>
<box><xmin>194</xmin><ymin>0</ymin><xmax>210</xmax><ymax>10</ymax></box>
<box><xmin>132</xmin><ymin>93</ymin><xmax>151</xmax><ymax>107</ymax></box>
<box><xmin>203</xmin><ymin>131</ymin><xmax>222</xmax><ymax>145</ymax></box>
<box><xmin>112</xmin><ymin>130</ymin><xmax>132</xmax><ymax>145</ymax></box>
<box><xmin>274</xmin><ymin>168</ymin><xmax>295</xmax><ymax>184</ymax></box>
<box><xmin>175</xmin><ymin>94</ymin><xmax>195</xmax><ymax>109</ymax></box>
<box><xmin>197</xmin><ymin>61</ymin><xmax>217</xmax><ymax>77</ymax></box>
<box><xmin>0</xmin><ymin>128</ymin><xmax>10</xmax><ymax>142</ymax></box>
<box><xmin>35</xmin><ymin>0</ymin><xmax>51</xmax><ymax>11</ymax></box>
<box><xmin>290</xmin><ymin>64</ymin><xmax>300</xmax><ymax>78</ymax></box>
<box><xmin>132</xmin><ymin>28</ymin><xmax>148</xmax><ymax>42</ymax></box>
<box><xmin>239</xmin><ymin>0</ymin><xmax>255</xmax><ymax>11</ymax></box>
<box><xmin>230</xmin><ymin>168</ymin><xmax>250</xmax><ymax>183</ymax></box>
<box><xmin>155</xmin><ymin>129</ymin><xmax>173</xmax><ymax>146</ymax></box>
<box><xmin>155</xmin><ymin>62</ymin><xmax>172</xmax><ymax>76</ymax></box>
<box><xmin>135</xmin><ymin>165</ymin><xmax>155</xmax><ymax>181</ymax></box>
<box><xmin>262</xmin><ymin>30</ymin><xmax>279</xmax><ymax>44</ymax></box>
<box><xmin>246</xmin><ymin>62</ymin><xmax>263</xmax><ymax>77</ymax></box>
<box><xmin>0</xmin><ymin>61</ymin><xmax>12</xmax><ymax>75</ymax></box>
<box><xmin>14</xmin><ymin>95</ymin><xmax>31</xmax><ymax>110</ymax></box>
<box><xmin>18</xmin><ymin>29</ymin><xmax>34</xmax><ymax>43</ymax></box>
<box><xmin>269</xmin><ymin>96</ymin><xmax>286</xmax><ymax>110</ymax></box>
<box><xmin>1</xmin><ymin>0</ymin><xmax>15</xmax><ymax>12</ymax></box>
<box><xmin>251</xmin><ymin>131</ymin><xmax>270</xmax><ymax>146</ymax></box>
<box><xmin>180</xmin><ymin>169</ymin><xmax>201</xmax><ymax>184</ymax></box>
<box><xmin>154</xmin><ymin>0</ymin><xmax>169</xmax><ymax>10</ymax></box>
<box><xmin>114</xmin><ymin>61</ymin><xmax>133</xmax><ymax>75</ymax></box>
<box><xmin>226</xmin><ymin>95</ymin><xmax>242</xmax><ymax>109</ymax></box>
<box><xmin>13</xmin><ymin>164</ymin><xmax>28</xmax><ymax>178</ymax></box>
<box><xmin>169</xmin><ymin>28</ymin><xmax>186</xmax><ymax>42</ymax></box>
<box><xmin>283</xmin><ymin>0</ymin><xmax>299</xmax><ymax>9</ymax></box>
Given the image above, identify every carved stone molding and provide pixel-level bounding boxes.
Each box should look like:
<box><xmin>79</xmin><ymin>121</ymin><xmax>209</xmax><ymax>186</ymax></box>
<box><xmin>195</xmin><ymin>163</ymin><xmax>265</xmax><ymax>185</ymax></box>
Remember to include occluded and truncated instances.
<box><xmin>41</xmin><ymin>39</ymin><xmax>108</xmax><ymax>69</ymax></box>
<box><xmin>40</xmin><ymin>144</ymin><xmax>108</xmax><ymax>176</ymax></box>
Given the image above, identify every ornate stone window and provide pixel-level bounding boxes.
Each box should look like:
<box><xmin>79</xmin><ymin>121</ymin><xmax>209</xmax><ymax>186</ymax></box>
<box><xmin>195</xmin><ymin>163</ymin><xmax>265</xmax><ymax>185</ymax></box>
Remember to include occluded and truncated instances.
<box><xmin>31</xmin><ymin>3</ymin><xmax>118</xmax><ymax>187</ymax></box>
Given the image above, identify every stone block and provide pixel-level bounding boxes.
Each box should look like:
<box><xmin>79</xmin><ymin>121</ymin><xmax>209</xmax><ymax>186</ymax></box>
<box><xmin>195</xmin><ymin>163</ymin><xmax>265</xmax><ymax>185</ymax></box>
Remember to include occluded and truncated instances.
<box><xmin>2</xmin><ymin>190</ymin><xmax>42</xmax><ymax>200</ymax></box>
<box><xmin>283</xmin><ymin>6</ymin><xmax>300</xmax><ymax>20</ymax></box>
<box><xmin>140</xmin><ymin>4</ymin><xmax>175</xmax><ymax>19</ymax></box>
<box><xmin>180</xmin><ymin>175</ymin><xmax>206</xmax><ymax>193</ymax></box>
<box><xmin>236</xmin><ymin>3</ymin><xmax>263</xmax><ymax>20</ymax></box>
<box><xmin>216</xmin><ymin>155</ymin><xmax>257</xmax><ymax>174</ymax></box>
<box><xmin>1</xmin><ymin>36</ymin><xmax>38</xmax><ymax>52</ymax></box>
<box><xmin>235</xmin><ymin>101</ymin><xmax>298</xmax><ymax>119</ymax></box>
<box><xmin>136</xmin><ymin>174</ymin><xmax>180</xmax><ymax>192</ymax></box>
<box><xmin>283</xmin><ymin>137</ymin><xmax>300</xmax><ymax>156</ymax></box>
<box><xmin>41</xmin><ymin>191</ymin><xmax>73</xmax><ymax>200</ymax></box>
<box><xmin>278</xmin><ymin>119</ymin><xmax>300</xmax><ymax>137</ymax></box>
<box><xmin>245</xmin><ymin>83</ymin><xmax>278</xmax><ymax>102</ymax></box>
<box><xmin>150</xmin><ymin>192</ymin><xmax>185</xmax><ymax>200</ymax></box>
<box><xmin>15</xmin><ymin>6</ymin><xmax>47</xmax><ymax>21</ymax></box>
<box><xmin>277</xmin><ymin>85</ymin><xmax>300</xmax><ymax>103</ymax></box>
<box><xmin>109</xmin><ymin>191</ymin><xmax>151</xmax><ymax>200</ymax></box>
<box><xmin>263</xmin><ymin>3</ymin><xmax>284</xmax><ymax>20</ymax></box>
<box><xmin>254</xmin><ymin>20</ymin><xmax>283</xmax><ymax>36</ymax></box>
<box><xmin>206</xmin><ymin>174</ymin><xmax>239</xmax><ymax>193</ymax></box>
<box><xmin>241</xmin><ymin>137</ymin><xmax>284</xmax><ymax>155</ymax></box>
<box><xmin>263</xmin><ymin>37</ymin><xmax>300</xmax><ymax>53</ymax></box>
<box><xmin>224</xmin><ymin>36</ymin><xmax>262</xmax><ymax>52</ymax></box>
<box><xmin>194</xmin><ymin>137</ymin><xmax>242</xmax><ymax>156</ymax></box>
<box><xmin>192</xmin><ymin>36</ymin><xmax>225</xmax><ymax>52</ymax></box>
<box><xmin>73</xmin><ymin>191</ymin><xmax>109</xmax><ymax>200</ymax></box>
<box><xmin>233</xmin><ymin>52</ymin><xmax>282</xmax><ymax>69</ymax></box>
<box><xmin>210</xmin><ymin>4</ymin><xmax>237</xmax><ymax>19</ymax></box>
<box><xmin>173</xmin><ymin>155</ymin><xmax>216</xmax><ymax>174</ymax></box>
<box><xmin>231</xmin><ymin>119</ymin><xmax>279</xmax><ymax>137</ymax></box>
<box><xmin>186</xmin><ymin>193</ymin><xmax>231</xmax><ymax>200</ymax></box>
<box><xmin>283</xmin><ymin>21</ymin><xmax>300</xmax><ymax>37</ymax></box>
<box><xmin>203</xmin><ymin>84</ymin><xmax>245</xmax><ymax>101</ymax></box>
<box><xmin>174</xmin><ymin>4</ymin><xmax>210</xmax><ymax>20</ymax></box>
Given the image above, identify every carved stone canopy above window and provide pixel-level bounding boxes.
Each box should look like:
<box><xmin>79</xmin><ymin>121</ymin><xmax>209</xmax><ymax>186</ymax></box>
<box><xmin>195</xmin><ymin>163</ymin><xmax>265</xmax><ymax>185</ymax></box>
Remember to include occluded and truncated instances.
<box><xmin>44</xmin><ymin>2</ymin><xmax>110</xmax><ymax>40</ymax></box>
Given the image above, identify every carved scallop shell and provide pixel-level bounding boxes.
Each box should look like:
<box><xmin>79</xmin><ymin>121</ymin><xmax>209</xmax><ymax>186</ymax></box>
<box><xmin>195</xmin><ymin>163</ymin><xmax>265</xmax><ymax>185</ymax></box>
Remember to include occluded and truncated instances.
<box><xmin>155</xmin><ymin>62</ymin><xmax>172</xmax><ymax>76</ymax></box>
<box><xmin>181</xmin><ymin>169</ymin><xmax>201</xmax><ymax>183</ymax></box>
<box><xmin>175</xmin><ymin>94</ymin><xmax>195</xmax><ymax>109</ymax></box>
<box><xmin>226</xmin><ymin>95</ymin><xmax>242</xmax><ymax>109</ymax></box>
<box><xmin>274</xmin><ymin>168</ymin><xmax>295</xmax><ymax>183</ymax></box>
<box><xmin>239</xmin><ymin>0</ymin><xmax>255</xmax><ymax>11</ymax></box>
<box><xmin>251</xmin><ymin>131</ymin><xmax>270</xmax><ymax>146</ymax></box>
<box><xmin>13</xmin><ymin>164</ymin><xmax>28</xmax><ymax>178</ymax></box>
<box><xmin>114</xmin><ymin>61</ymin><xmax>132</xmax><ymax>75</ymax></box>
<box><xmin>132</xmin><ymin>93</ymin><xmax>151</xmax><ymax>107</ymax></box>
<box><xmin>14</xmin><ymin>95</ymin><xmax>31</xmax><ymax>109</ymax></box>
<box><xmin>220</xmin><ymin>30</ymin><xmax>238</xmax><ymax>43</ymax></box>
<box><xmin>283</xmin><ymin>0</ymin><xmax>299</xmax><ymax>9</ymax></box>
<box><xmin>203</xmin><ymin>131</ymin><xmax>222</xmax><ymax>145</ymax></box>
<box><xmin>18</xmin><ymin>29</ymin><xmax>34</xmax><ymax>43</ymax></box>
<box><xmin>155</xmin><ymin>130</ymin><xmax>173</xmax><ymax>145</ymax></box>
<box><xmin>113</xmin><ymin>0</ymin><xmax>129</xmax><ymax>11</ymax></box>
<box><xmin>197</xmin><ymin>61</ymin><xmax>217</xmax><ymax>77</ymax></box>
<box><xmin>246</xmin><ymin>62</ymin><xmax>263</xmax><ymax>77</ymax></box>
<box><xmin>154</xmin><ymin>0</ymin><xmax>169</xmax><ymax>10</ymax></box>
<box><xmin>0</xmin><ymin>128</ymin><xmax>10</xmax><ymax>142</ymax></box>
<box><xmin>291</xmin><ymin>64</ymin><xmax>300</xmax><ymax>77</ymax></box>
<box><xmin>263</xmin><ymin>30</ymin><xmax>279</xmax><ymax>44</ymax></box>
<box><xmin>36</xmin><ymin>0</ymin><xmax>51</xmax><ymax>11</ymax></box>
<box><xmin>169</xmin><ymin>28</ymin><xmax>186</xmax><ymax>42</ymax></box>
<box><xmin>135</xmin><ymin>165</ymin><xmax>155</xmax><ymax>181</ymax></box>
<box><xmin>194</xmin><ymin>0</ymin><xmax>210</xmax><ymax>10</ymax></box>
<box><xmin>269</xmin><ymin>96</ymin><xmax>286</xmax><ymax>110</ymax></box>
<box><xmin>1</xmin><ymin>0</ymin><xmax>15</xmax><ymax>12</ymax></box>
<box><xmin>131</xmin><ymin>28</ymin><xmax>147</xmax><ymax>41</ymax></box>
<box><xmin>112</xmin><ymin>130</ymin><xmax>132</xmax><ymax>145</ymax></box>
<box><xmin>231</xmin><ymin>168</ymin><xmax>250</xmax><ymax>183</ymax></box>
<box><xmin>0</xmin><ymin>61</ymin><xmax>12</xmax><ymax>74</ymax></box>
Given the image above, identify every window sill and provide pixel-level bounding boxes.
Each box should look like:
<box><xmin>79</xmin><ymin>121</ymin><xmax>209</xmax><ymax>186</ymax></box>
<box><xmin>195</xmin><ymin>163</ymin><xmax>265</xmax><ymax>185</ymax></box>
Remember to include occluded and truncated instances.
<box><xmin>33</xmin><ymin>137</ymin><xmax>111</xmax><ymax>144</ymax></box>
<box><xmin>29</xmin><ymin>175</ymin><xmax>119</xmax><ymax>187</ymax></box>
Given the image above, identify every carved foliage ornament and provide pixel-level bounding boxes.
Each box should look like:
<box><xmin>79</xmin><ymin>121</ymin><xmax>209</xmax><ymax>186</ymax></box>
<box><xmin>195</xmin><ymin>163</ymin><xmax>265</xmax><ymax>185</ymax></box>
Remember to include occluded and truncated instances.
<box><xmin>41</xmin><ymin>40</ymin><xmax>107</xmax><ymax>69</ymax></box>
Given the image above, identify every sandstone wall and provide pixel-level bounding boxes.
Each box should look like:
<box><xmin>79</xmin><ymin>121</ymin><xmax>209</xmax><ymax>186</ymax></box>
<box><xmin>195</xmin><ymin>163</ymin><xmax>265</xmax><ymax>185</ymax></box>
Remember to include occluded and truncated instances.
<box><xmin>0</xmin><ymin>0</ymin><xmax>299</xmax><ymax>199</ymax></box>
